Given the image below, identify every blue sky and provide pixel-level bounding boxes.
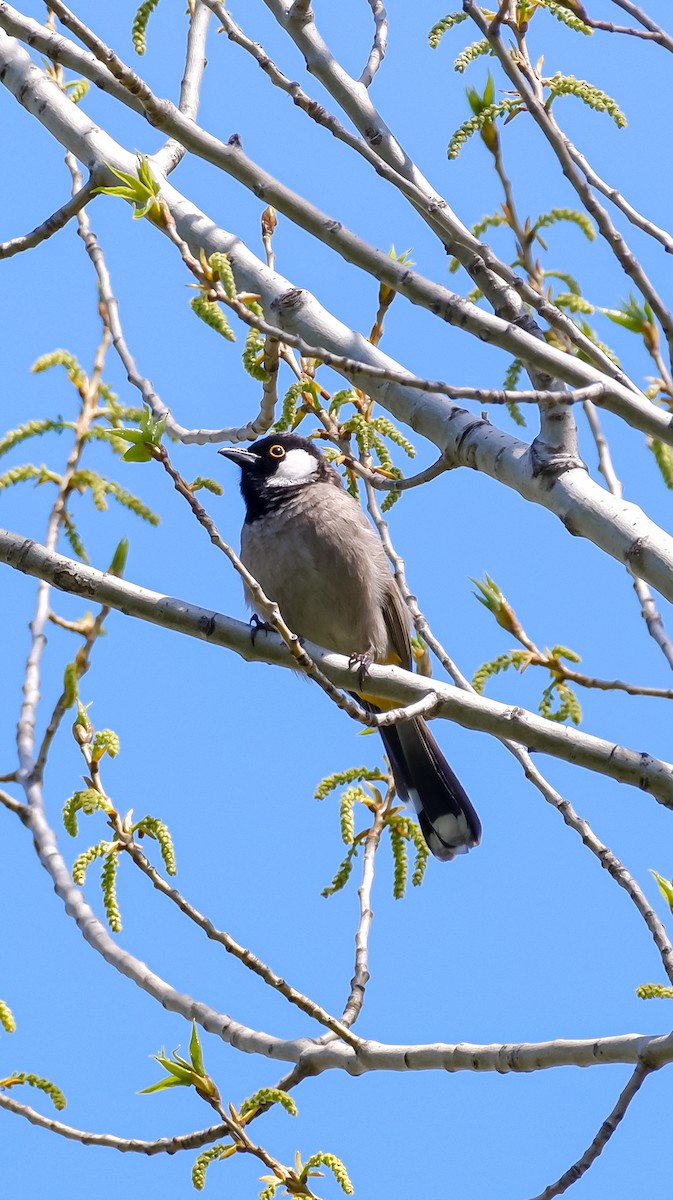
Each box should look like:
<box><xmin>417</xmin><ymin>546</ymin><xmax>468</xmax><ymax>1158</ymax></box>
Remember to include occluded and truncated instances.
<box><xmin>1</xmin><ymin>1</ymin><xmax>672</xmax><ymax>1196</ymax></box>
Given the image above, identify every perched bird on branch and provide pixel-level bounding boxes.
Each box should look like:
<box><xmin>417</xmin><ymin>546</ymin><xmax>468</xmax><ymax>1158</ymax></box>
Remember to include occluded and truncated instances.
<box><xmin>220</xmin><ymin>433</ymin><xmax>481</xmax><ymax>861</ymax></box>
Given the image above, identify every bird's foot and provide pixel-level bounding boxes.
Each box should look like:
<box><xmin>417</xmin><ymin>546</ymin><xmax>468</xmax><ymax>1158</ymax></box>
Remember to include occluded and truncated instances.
<box><xmin>348</xmin><ymin>650</ymin><xmax>374</xmax><ymax>690</ymax></box>
<box><xmin>250</xmin><ymin>613</ymin><xmax>275</xmax><ymax>646</ymax></box>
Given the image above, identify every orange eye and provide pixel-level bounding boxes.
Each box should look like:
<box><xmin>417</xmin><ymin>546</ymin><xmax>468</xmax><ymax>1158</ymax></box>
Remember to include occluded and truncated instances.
<box><xmin>269</xmin><ymin>444</ymin><xmax>285</xmax><ymax>458</ymax></box>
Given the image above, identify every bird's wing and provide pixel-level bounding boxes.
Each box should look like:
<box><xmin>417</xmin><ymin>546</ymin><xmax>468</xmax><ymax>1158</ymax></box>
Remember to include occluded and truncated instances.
<box><xmin>381</xmin><ymin>583</ymin><xmax>413</xmax><ymax>671</ymax></box>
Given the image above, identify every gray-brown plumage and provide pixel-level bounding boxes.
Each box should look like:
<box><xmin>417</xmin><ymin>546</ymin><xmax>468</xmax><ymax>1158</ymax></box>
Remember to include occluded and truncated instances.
<box><xmin>220</xmin><ymin>433</ymin><xmax>481</xmax><ymax>861</ymax></box>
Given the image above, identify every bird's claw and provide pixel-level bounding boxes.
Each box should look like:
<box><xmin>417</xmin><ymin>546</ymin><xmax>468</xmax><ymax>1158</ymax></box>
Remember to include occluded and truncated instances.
<box><xmin>250</xmin><ymin>613</ymin><xmax>274</xmax><ymax>646</ymax></box>
<box><xmin>348</xmin><ymin>651</ymin><xmax>373</xmax><ymax>690</ymax></box>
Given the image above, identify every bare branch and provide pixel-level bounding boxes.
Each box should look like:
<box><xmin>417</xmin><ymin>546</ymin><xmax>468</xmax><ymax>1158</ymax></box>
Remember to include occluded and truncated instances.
<box><xmin>126</xmin><ymin>843</ymin><xmax>363</xmax><ymax>1048</ymax></box>
<box><xmin>5</xmin><ymin>531</ymin><xmax>673</xmax><ymax>807</ymax></box>
<box><xmin>563</xmin><ymin>139</ymin><xmax>673</xmax><ymax>254</ymax></box>
<box><xmin>0</xmin><ymin>177</ymin><xmax>94</xmax><ymax>259</ymax></box>
<box><xmin>0</xmin><ymin>1092</ymin><xmax>232</xmax><ymax>1154</ymax></box>
<box><xmin>528</xmin><ymin>1063</ymin><xmax>653</xmax><ymax>1200</ymax></box>
<box><xmin>359</xmin><ymin>0</ymin><xmax>388</xmax><ymax>87</ymax></box>
<box><xmin>22</xmin><ymin>780</ymin><xmax>304</xmax><ymax>1060</ymax></box>
<box><xmin>583</xmin><ymin>400</ymin><xmax>673</xmax><ymax>670</ymax></box>
<box><xmin>365</xmin><ymin>488</ymin><xmax>673</xmax><ymax>986</ymax></box>
<box><xmin>153</xmin><ymin>0</ymin><xmax>211</xmax><ymax>175</ymax></box>
<box><xmin>340</xmin><ymin>798</ymin><xmax>386</xmax><ymax>1027</ymax></box>
<box><xmin>4</xmin><ymin>33</ymin><xmax>673</xmax><ymax>614</ymax></box>
<box><xmin>631</xmin><ymin>575</ymin><xmax>673</xmax><ymax>670</ymax></box>
<box><xmin>0</xmin><ymin>788</ymin><xmax>24</xmax><ymax>817</ymax></box>
<box><xmin>609</xmin><ymin>0</ymin><xmax>673</xmax><ymax>50</ymax></box>
<box><xmin>582</xmin><ymin>16</ymin><xmax>671</xmax><ymax>43</ymax></box>
<box><xmin>464</xmin><ymin>2</ymin><xmax>673</xmax><ymax>363</ymax></box>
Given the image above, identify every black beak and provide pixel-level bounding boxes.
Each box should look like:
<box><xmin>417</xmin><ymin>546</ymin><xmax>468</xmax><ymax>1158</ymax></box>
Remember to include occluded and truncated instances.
<box><xmin>218</xmin><ymin>447</ymin><xmax>260</xmax><ymax>467</ymax></box>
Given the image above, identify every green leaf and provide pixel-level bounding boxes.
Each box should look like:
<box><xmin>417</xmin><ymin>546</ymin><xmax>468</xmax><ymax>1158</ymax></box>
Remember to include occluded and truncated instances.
<box><xmin>108</xmin><ymin>537</ymin><xmax>129</xmax><ymax>577</ymax></box>
<box><xmin>152</xmin><ymin>1055</ymin><xmax>193</xmax><ymax>1084</ymax></box>
<box><xmin>189</xmin><ymin>1022</ymin><xmax>205</xmax><ymax>1075</ymax></box>
<box><xmin>652</xmin><ymin>870</ymin><xmax>673</xmax><ymax>912</ymax></box>
<box><xmin>122</xmin><ymin>444</ymin><xmax>153</xmax><ymax>463</ymax></box>
<box><xmin>138</xmin><ymin>1075</ymin><xmax>190</xmax><ymax>1095</ymax></box>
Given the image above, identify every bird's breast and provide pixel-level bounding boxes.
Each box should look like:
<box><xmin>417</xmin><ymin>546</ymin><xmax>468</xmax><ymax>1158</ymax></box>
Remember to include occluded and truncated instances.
<box><xmin>240</xmin><ymin>488</ymin><xmax>394</xmax><ymax>658</ymax></box>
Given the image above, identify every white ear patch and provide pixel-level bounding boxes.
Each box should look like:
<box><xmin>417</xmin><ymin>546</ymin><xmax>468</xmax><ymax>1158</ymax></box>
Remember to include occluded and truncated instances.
<box><xmin>267</xmin><ymin>448</ymin><xmax>320</xmax><ymax>487</ymax></box>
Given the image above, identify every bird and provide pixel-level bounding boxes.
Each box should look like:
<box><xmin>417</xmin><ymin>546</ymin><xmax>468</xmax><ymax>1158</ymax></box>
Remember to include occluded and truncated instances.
<box><xmin>219</xmin><ymin>432</ymin><xmax>481</xmax><ymax>861</ymax></box>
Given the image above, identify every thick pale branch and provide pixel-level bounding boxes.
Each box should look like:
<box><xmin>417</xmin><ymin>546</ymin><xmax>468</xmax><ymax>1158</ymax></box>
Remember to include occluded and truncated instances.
<box><xmin>3</xmin><ymin>530</ymin><xmax>673</xmax><ymax>807</ymax></box>
<box><xmin>153</xmin><ymin>0</ymin><xmax>211</xmax><ymax>176</ymax></box>
<box><xmin>0</xmin><ymin>13</ymin><xmax>661</xmax><ymax>439</ymax></box>
<box><xmin>207</xmin><ymin>0</ymin><xmax>623</xmax><ymax>386</ymax></box>
<box><xmin>4</xmin><ymin>32</ymin><xmax>673</xmax><ymax>608</ymax></box>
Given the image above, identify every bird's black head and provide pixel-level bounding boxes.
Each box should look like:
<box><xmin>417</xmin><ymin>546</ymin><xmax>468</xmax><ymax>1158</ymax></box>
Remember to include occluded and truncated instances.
<box><xmin>219</xmin><ymin>433</ymin><xmax>333</xmax><ymax>519</ymax></box>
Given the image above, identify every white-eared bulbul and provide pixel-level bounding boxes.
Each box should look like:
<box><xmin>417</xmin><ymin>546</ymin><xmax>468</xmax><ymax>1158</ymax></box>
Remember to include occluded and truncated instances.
<box><xmin>220</xmin><ymin>433</ymin><xmax>481</xmax><ymax>861</ymax></box>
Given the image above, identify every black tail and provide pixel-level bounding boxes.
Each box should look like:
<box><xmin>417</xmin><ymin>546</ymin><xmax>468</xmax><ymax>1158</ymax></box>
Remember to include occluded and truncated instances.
<box><xmin>379</xmin><ymin>717</ymin><xmax>481</xmax><ymax>861</ymax></box>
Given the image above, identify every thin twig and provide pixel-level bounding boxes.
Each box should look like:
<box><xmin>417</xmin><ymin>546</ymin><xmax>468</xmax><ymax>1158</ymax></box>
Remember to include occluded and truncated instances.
<box><xmin>562</xmin><ymin>140</ymin><xmax>673</xmax><ymax>255</ymax></box>
<box><xmin>0</xmin><ymin>1092</ymin><xmax>233</xmax><ymax>1153</ymax></box>
<box><xmin>465</xmin><ymin>2</ymin><xmax>673</xmax><ymax>365</ymax></box>
<box><xmin>126</xmin><ymin>841</ymin><xmax>363</xmax><ymax>1049</ymax></box>
<box><xmin>630</xmin><ymin>575</ymin><xmax>673</xmax><ymax>670</ymax></box>
<box><xmin>340</xmin><ymin>798</ymin><xmax>387</xmax><ymax>1027</ymax></box>
<box><xmin>582</xmin><ymin>15</ymin><xmax>669</xmax><ymax>42</ymax></box>
<box><xmin>528</xmin><ymin>1063</ymin><xmax>653</xmax><ymax>1200</ymax></box>
<box><xmin>365</xmin><ymin>485</ymin><xmax>673</xmax><ymax>986</ymax></box>
<box><xmin>0</xmin><ymin>788</ymin><xmax>24</xmax><ymax>816</ymax></box>
<box><xmin>207</xmin><ymin>0</ymin><xmax>625</xmax><ymax>383</ymax></box>
<box><xmin>359</xmin><ymin>0</ymin><xmax>388</xmax><ymax>87</ymax></box>
<box><xmin>608</xmin><ymin>0</ymin><xmax>673</xmax><ymax>50</ymax></box>
<box><xmin>34</xmin><ymin>603</ymin><xmax>110</xmax><ymax>778</ymax></box>
<box><xmin>0</xmin><ymin>178</ymin><xmax>94</xmax><ymax>259</ymax></box>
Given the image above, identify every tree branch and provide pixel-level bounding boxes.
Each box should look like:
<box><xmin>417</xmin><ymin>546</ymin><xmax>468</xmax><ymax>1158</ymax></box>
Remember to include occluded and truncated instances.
<box><xmin>0</xmin><ymin>8</ymin><xmax>660</xmax><ymax>440</ymax></box>
<box><xmin>21</xmin><ymin>781</ymin><xmax>305</xmax><ymax>1060</ymax></box>
<box><xmin>0</xmin><ymin>176</ymin><xmax>94</xmax><ymax>259</ymax></box>
<box><xmin>528</xmin><ymin>1063</ymin><xmax>653</xmax><ymax>1200</ymax></box>
<box><xmin>465</xmin><ymin>2</ymin><xmax>673</xmax><ymax>364</ymax></box>
<box><xmin>359</xmin><ymin>0</ymin><xmax>387</xmax><ymax>87</ymax></box>
<box><xmin>126</xmin><ymin>843</ymin><xmax>362</xmax><ymax>1048</ymax></box>
<box><xmin>608</xmin><ymin>0</ymin><xmax>673</xmax><ymax>50</ymax></box>
<box><xmin>152</xmin><ymin>0</ymin><xmax>211</xmax><ymax>175</ymax></box>
<box><xmin>365</xmin><ymin>486</ymin><xmax>673</xmax><ymax>987</ymax></box>
<box><xmin>339</xmin><ymin>796</ymin><xmax>386</xmax><ymax>1027</ymax></box>
<box><xmin>4</xmin><ymin>30</ymin><xmax>673</xmax><ymax>610</ymax></box>
<box><xmin>0</xmin><ymin>787</ymin><xmax>24</xmax><ymax>817</ymax></box>
<box><xmin>4</xmin><ymin>530</ymin><xmax>673</xmax><ymax>808</ymax></box>
<box><xmin>0</xmin><ymin>1091</ymin><xmax>232</xmax><ymax>1154</ymax></box>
